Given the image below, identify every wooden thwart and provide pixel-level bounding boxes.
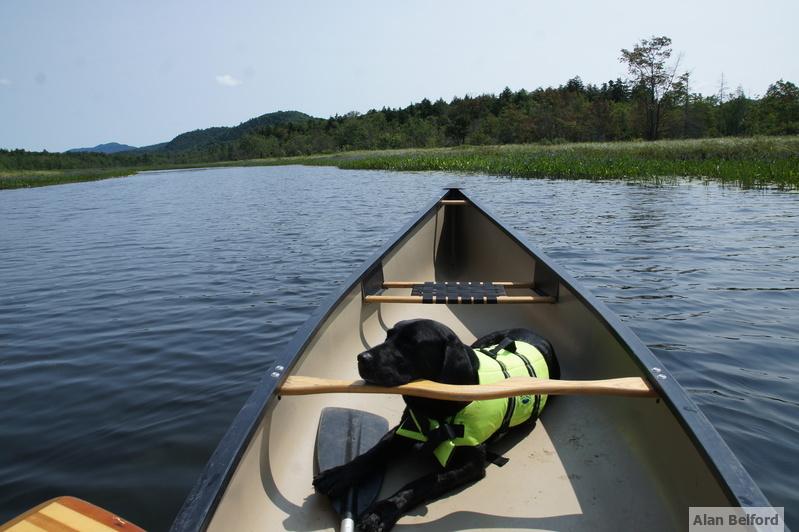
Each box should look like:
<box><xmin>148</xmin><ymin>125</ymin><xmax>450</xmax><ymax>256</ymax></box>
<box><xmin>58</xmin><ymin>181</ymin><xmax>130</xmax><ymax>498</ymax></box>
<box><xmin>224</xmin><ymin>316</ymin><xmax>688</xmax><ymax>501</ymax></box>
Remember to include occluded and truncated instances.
<box><xmin>440</xmin><ymin>199</ymin><xmax>468</xmax><ymax>205</ymax></box>
<box><xmin>364</xmin><ymin>294</ymin><xmax>555</xmax><ymax>304</ymax></box>
<box><xmin>280</xmin><ymin>375</ymin><xmax>658</xmax><ymax>400</ymax></box>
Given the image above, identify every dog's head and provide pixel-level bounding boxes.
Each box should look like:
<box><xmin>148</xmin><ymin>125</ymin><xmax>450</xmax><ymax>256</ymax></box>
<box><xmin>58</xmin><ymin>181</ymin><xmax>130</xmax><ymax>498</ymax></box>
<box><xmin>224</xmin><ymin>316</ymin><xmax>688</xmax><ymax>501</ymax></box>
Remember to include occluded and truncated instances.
<box><xmin>357</xmin><ymin>319</ymin><xmax>476</xmax><ymax>387</ymax></box>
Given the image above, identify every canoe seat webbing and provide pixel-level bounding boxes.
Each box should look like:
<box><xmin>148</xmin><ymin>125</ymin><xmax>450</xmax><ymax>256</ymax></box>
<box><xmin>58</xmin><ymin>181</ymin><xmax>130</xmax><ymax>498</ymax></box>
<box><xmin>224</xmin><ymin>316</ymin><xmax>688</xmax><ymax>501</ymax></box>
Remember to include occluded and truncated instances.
<box><xmin>410</xmin><ymin>282</ymin><xmax>506</xmax><ymax>304</ymax></box>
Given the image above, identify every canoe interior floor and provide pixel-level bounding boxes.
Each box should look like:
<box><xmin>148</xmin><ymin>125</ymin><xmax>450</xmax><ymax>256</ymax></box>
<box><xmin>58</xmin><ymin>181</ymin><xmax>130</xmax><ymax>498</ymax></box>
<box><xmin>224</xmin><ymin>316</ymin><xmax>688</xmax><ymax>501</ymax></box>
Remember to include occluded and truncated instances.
<box><xmin>262</xmin><ymin>394</ymin><xmax>680</xmax><ymax>532</ymax></box>
<box><xmin>207</xmin><ymin>296</ymin><xmax>713</xmax><ymax>531</ymax></box>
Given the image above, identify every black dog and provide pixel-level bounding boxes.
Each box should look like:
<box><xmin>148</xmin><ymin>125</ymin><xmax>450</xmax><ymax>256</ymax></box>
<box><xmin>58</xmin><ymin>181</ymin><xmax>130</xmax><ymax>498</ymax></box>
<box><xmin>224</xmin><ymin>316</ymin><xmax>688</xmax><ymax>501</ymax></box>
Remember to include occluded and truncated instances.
<box><xmin>313</xmin><ymin>319</ymin><xmax>560</xmax><ymax>531</ymax></box>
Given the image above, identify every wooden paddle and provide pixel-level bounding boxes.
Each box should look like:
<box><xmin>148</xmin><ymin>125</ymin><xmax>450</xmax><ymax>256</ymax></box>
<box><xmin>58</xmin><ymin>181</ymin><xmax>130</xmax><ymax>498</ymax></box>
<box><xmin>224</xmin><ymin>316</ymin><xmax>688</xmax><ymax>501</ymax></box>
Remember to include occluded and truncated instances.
<box><xmin>281</xmin><ymin>375</ymin><xmax>657</xmax><ymax>400</ymax></box>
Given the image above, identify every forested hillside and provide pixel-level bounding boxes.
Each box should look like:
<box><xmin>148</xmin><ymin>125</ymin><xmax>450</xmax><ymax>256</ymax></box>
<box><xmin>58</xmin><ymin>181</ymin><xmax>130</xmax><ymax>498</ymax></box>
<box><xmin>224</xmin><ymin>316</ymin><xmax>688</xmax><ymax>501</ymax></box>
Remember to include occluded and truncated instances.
<box><xmin>2</xmin><ymin>78</ymin><xmax>798</xmax><ymax>172</ymax></box>
<box><xmin>67</xmin><ymin>142</ymin><xmax>138</xmax><ymax>154</ymax></box>
<box><xmin>153</xmin><ymin>110</ymin><xmax>313</xmax><ymax>153</ymax></box>
<box><xmin>216</xmin><ymin>77</ymin><xmax>799</xmax><ymax>159</ymax></box>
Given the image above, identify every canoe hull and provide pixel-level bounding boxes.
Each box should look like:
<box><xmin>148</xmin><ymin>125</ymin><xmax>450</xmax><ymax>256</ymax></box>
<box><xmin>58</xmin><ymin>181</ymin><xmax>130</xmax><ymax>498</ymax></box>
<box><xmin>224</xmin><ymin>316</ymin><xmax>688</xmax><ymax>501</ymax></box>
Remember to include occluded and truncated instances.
<box><xmin>172</xmin><ymin>187</ymin><xmax>770</xmax><ymax>531</ymax></box>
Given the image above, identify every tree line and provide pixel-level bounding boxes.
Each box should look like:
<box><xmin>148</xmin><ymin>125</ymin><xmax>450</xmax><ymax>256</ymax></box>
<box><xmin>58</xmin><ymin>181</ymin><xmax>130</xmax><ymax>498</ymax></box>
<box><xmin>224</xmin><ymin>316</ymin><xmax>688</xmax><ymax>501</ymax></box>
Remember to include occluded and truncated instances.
<box><xmin>2</xmin><ymin>37</ymin><xmax>798</xmax><ymax>172</ymax></box>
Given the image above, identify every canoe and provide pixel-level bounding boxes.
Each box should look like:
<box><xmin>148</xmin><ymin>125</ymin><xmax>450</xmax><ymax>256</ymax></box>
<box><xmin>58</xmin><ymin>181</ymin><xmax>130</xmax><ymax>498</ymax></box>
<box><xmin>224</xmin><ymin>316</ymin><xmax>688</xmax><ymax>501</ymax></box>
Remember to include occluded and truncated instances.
<box><xmin>171</xmin><ymin>186</ymin><xmax>770</xmax><ymax>531</ymax></box>
<box><xmin>0</xmin><ymin>497</ymin><xmax>144</xmax><ymax>532</ymax></box>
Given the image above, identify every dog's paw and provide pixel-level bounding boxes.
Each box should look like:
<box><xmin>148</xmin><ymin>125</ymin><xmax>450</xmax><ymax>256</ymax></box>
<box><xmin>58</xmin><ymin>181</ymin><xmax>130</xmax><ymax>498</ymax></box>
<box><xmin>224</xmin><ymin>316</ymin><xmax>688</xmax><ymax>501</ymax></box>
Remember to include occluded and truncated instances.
<box><xmin>357</xmin><ymin>501</ymin><xmax>399</xmax><ymax>532</ymax></box>
<box><xmin>312</xmin><ymin>465</ymin><xmax>354</xmax><ymax>497</ymax></box>
<box><xmin>356</xmin><ymin>512</ymin><xmax>386</xmax><ymax>532</ymax></box>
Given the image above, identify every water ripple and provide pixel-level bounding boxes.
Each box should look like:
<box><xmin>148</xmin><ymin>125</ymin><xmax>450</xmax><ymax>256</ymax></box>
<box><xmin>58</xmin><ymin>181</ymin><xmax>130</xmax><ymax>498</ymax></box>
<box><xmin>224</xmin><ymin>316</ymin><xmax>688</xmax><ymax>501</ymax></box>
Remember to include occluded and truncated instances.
<box><xmin>1</xmin><ymin>168</ymin><xmax>797</xmax><ymax>528</ymax></box>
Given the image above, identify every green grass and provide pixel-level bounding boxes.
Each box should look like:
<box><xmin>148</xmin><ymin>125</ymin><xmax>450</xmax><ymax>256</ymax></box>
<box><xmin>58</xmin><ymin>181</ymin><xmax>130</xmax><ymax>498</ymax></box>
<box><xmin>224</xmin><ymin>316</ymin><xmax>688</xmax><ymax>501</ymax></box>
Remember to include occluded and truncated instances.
<box><xmin>0</xmin><ymin>161</ymin><xmax>263</xmax><ymax>189</ymax></box>
<box><xmin>0</xmin><ymin>168</ymin><xmax>138</xmax><ymax>189</ymax></box>
<box><xmin>295</xmin><ymin>136</ymin><xmax>799</xmax><ymax>188</ymax></box>
<box><xmin>3</xmin><ymin>136</ymin><xmax>798</xmax><ymax>190</ymax></box>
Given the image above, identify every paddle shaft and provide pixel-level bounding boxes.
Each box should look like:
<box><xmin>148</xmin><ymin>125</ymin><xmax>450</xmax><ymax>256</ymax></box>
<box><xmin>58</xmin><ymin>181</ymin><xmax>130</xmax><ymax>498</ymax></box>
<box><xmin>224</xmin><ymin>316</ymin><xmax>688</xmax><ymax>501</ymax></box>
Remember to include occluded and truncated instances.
<box><xmin>280</xmin><ymin>375</ymin><xmax>657</xmax><ymax>400</ymax></box>
<box><xmin>341</xmin><ymin>493</ymin><xmax>355</xmax><ymax>532</ymax></box>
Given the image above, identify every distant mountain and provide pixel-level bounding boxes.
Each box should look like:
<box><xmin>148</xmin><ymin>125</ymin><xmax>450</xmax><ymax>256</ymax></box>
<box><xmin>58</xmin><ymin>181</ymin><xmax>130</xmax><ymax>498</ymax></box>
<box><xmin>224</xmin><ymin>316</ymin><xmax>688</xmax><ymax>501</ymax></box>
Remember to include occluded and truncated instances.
<box><xmin>155</xmin><ymin>110</ymin><xmax>314</xmax><ymax>153</ymax></box>
<box><xmin>67</xmin><ymin>142</ymin><xmax>137</xmax><ymax>154</ymax></box>
<box><xmin>132</xmin><ymin>142</ymin><xmax>169</xmax><ymax>153</ymax></box>
<box><xmin>65</xmin><ymin>111</ymin><xmax>313</xmax><ymax>157</ymax></box>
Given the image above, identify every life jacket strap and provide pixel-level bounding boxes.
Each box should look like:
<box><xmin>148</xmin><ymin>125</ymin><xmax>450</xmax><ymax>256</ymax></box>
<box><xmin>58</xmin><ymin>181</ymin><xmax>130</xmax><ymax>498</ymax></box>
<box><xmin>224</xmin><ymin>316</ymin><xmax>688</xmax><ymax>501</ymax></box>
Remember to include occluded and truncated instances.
<box><xmin>419</xmin><ymin>422</ymin><xmax>465</xmax><ymax>454</ymax></box>
<box><xmin>486</xmin><ymin>450</ymin><xmax>510</xmax><ymax>467</ymax></box>
<box><xmin>512</xmin><ymin>349</ymin><xmax>542</xmax><ymax>421</ymax></box>
<box><xmin>478</xmin><ymin>339</ymin><xmax>548</xmax><ymax>438</ymax></box>
<box><xmin>483</xmin><ymin>338</ymin><xmax>517</xmax><ymax>358</ymax></box>
<box><xmin>476</xmin><ymin>347</ymin><xmax>516</xmax><ymax>439</ymax></box>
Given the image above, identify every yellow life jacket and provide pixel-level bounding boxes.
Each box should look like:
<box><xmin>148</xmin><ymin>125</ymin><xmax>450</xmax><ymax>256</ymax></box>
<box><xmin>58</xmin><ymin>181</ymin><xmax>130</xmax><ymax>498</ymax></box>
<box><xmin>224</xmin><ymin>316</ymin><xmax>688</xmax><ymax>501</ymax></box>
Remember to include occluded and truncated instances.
<box><xmin>395</xmin><ymin>339</ymin><xmax>550</xmax><ymax>467</ymax></box>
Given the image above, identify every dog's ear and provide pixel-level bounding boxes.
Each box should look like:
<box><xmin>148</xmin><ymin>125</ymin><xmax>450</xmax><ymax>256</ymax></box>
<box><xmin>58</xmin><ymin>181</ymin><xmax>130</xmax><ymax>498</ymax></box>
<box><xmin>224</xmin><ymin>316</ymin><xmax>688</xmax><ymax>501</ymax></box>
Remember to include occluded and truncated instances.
<box><xmin>438</xmin><ymin>339</ymin><xmax>477</xmax><ymax>385</ymax></box>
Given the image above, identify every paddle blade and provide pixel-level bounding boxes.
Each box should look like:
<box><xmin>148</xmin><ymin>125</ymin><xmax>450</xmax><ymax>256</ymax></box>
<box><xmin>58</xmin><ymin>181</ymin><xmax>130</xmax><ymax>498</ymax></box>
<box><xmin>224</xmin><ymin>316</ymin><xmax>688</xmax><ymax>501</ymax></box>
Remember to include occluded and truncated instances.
<box><xmin>315</xmin><ymin>407</ymin><xmax>388</xmax><ymax>518</ymax></box>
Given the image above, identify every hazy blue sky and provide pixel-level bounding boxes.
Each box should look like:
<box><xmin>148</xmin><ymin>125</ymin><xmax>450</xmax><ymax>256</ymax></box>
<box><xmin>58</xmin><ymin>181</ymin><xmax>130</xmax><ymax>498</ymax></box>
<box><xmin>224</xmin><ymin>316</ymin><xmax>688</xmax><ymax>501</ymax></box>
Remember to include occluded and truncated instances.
<box><xmin>1</xmin><ymin>0</ymin><xmax>797</xmax><ymax>152</ymax></box>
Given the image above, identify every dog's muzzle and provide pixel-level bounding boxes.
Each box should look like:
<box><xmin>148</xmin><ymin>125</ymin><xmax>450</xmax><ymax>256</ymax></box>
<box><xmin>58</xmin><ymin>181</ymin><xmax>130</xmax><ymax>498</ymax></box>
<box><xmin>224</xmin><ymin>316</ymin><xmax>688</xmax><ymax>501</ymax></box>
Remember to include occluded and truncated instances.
<box><xmin>357</xmin><ymin>351</ymin><xmax>375</xmax><ymax>380</ymax></box>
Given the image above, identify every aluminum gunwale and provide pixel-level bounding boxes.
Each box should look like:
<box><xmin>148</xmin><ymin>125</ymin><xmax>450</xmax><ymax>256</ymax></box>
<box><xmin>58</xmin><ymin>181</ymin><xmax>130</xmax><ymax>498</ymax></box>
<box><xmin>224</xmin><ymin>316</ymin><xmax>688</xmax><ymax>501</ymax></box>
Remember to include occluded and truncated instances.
<box><xmin>170</xmin><ymin>189</ymin><xmax>450</xmax><ymax>531</ymax></box>
<box><xmin>171</xmin><ymin>186</ymin><xmax>771</xmax><ymax>531</ymax></box>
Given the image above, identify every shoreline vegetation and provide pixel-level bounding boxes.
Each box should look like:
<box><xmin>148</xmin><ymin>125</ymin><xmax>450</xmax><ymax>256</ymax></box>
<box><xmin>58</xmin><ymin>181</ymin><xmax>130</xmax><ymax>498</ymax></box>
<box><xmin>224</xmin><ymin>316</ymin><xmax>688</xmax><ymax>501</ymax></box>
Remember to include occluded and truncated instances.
<box><xmin>0</xmin><ymin>168</ymin><xmax>139</xmax><ymax>189</ymax></box>
<box><xmin>3</xmin><ymin>136</ymin><xmax>798</xmax><ymax>190</ymax></box>
<box><xmin>5</xmin><ymin>38</ymin><xmax>799</xmax><ymax>191</ymax></box>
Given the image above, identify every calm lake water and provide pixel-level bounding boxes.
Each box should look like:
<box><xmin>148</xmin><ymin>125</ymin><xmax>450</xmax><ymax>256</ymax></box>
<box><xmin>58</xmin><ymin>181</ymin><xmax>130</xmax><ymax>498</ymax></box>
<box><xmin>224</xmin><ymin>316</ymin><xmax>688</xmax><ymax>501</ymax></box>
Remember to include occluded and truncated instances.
<box><xmin>1</xmin><ymin>166</ymin><xmax>797</xmax><ymax>529</ymax></box>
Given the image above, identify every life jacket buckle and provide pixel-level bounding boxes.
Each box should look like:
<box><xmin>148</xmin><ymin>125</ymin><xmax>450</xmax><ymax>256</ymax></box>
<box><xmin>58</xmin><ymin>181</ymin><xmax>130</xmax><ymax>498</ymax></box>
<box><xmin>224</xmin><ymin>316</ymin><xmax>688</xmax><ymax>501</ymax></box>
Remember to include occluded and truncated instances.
<box><xmin>419</xmin><ymin>422</ymin><xmax>465</xmax><ymax>453</ymax></box>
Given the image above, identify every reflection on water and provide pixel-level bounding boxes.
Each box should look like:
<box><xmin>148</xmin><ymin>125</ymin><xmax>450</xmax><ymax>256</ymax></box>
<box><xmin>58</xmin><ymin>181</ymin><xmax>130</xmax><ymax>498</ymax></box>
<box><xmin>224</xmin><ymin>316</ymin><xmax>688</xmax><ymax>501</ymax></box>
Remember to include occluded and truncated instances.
<box><xmin>0</xmin><ymin>168</ymin><xmax>796</xmax><ymax>528</ymax></box>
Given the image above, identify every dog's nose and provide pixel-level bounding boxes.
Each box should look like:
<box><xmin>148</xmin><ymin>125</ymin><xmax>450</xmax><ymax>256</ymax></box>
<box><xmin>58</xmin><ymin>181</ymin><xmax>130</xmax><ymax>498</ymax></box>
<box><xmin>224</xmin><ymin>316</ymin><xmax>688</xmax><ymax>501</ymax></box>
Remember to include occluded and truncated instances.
<box><xmin>358</xmin><ymin>352</ymin><xmax>373</xmax><ymax>364</ymax></box>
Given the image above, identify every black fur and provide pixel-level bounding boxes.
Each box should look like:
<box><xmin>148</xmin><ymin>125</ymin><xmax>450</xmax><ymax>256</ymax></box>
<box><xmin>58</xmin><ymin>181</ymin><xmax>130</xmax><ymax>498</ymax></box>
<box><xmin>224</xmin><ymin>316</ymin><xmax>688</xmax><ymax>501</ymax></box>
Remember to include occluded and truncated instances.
<box><xmin>314</xmin><ymin>319</ymin><xmax>559</xmax><ymax>531</ymax></box>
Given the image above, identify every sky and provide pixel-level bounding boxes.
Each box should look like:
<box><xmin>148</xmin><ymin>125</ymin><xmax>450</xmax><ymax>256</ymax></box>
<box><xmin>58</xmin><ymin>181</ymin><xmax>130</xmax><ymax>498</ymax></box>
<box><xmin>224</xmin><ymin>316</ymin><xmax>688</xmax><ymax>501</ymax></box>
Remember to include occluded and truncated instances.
<box><xmin>1</xmin><ymin>0</ymin><xmax>797</xmax><ymax>152</ymax></box>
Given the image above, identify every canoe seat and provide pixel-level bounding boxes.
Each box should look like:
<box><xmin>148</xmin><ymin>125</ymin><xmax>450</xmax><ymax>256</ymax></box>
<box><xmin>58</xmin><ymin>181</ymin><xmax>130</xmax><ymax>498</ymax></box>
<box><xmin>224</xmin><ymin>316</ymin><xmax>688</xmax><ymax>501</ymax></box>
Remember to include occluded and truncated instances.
<box><xmin>365</xmin><ymin>281</ymin><xmax>556</xmax><ymax>304</ymax></box>
<box><xmin>410</xmin><ymin>281</ymin><xmax>506</xmax><ymax>304</ymax></box>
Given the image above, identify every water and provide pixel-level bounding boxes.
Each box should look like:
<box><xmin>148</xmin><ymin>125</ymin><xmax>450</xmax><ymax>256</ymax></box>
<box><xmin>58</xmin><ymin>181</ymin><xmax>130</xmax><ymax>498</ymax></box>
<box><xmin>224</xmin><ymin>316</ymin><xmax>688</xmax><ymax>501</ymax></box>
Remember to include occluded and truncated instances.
<box><xmin>1</xmin><ymin>167</ymin><xmax>796</xmax><ymax>529</ymax></box>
